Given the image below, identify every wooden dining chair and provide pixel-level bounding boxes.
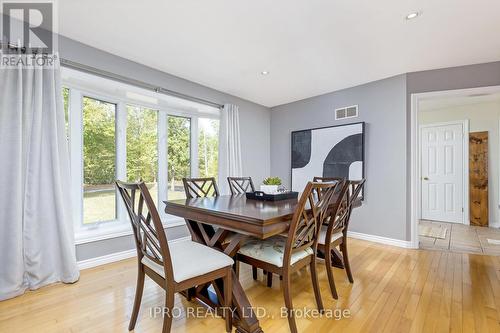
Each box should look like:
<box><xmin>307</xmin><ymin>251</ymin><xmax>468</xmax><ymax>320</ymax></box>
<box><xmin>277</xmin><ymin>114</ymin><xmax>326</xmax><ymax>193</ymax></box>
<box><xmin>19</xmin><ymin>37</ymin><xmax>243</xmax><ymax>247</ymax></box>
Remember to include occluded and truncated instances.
<box><xmin>182</xmin><ymin>177</ymin><xmax>219</xmax><ymax>198</ymax></box>
<box><xmin>315</xmin><ymin>178</ymin><xmax>366</xmax><ymax>299</ymax></box>
<box><xmin>263</xmin><ymin>177</ymin><xmax>346</xmax><ymax>289</ymax></box>
<box><xmin>236</xmin><ymin>181</ymin><xmax>338</xmax><ymax>333</ymax></box>
<box><xmin>181</xmin><ymin>176</ymin><xmax>236</xmax><ymax>264</ymax></box>
<box><xmin>347</xmin><ymin>179</ymin><xmax>366</xmax><ymax>208</ymax></box>
<box><xmin>227</xmin><ymin>176</ymin><xmax>255</xmax><ymax>195</ymax></box>
<box><xmin>116</xmin><ymin>180</ymin><xmax>234</xmax><ymax>333</ymax></box>
<box><xmin>227</xmin><ymin>176</ymin><xmax>259</xmax><ymax>278</ymax></box>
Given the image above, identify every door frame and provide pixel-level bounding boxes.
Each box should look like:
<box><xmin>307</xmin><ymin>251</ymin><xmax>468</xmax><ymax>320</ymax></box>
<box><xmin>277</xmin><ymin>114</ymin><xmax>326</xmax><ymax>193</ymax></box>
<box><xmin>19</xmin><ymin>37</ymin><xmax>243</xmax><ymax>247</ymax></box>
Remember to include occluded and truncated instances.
<box><xmin>418</xmin><ymin>120</ymin><xmax>469</xmax><ymax>225</ymax></box>
<box><xmin>410</xmin><ymin>85</ymin><xmax>500</xmax><ymax>249</ymax></box>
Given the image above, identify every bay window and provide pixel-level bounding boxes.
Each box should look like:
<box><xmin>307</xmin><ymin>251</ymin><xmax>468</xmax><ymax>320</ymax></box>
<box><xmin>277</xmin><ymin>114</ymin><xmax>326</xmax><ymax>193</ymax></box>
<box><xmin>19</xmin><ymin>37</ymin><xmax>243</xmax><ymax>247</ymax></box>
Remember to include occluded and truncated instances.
<box><xmin>63</xmin><ymin>69</ymin><xmax>220</xmax><ymax>243</ymax></box>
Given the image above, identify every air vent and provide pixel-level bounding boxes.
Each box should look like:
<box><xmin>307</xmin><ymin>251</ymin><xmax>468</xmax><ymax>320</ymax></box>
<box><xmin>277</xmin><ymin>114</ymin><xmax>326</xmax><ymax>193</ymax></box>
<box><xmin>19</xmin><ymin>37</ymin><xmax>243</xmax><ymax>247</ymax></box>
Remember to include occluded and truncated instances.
<box><xmin>335</xmin><ymin>105</ymin><xmax>358</xmax><ymax>120</ymax></box>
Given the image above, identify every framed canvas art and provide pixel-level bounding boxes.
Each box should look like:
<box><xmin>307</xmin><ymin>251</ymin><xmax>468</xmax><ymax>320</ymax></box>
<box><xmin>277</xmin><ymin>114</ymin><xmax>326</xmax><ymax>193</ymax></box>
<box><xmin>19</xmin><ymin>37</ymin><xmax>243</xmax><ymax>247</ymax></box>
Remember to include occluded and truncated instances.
<box><xmin>291</xmin><ymin>122</ymin><xmax>365</xmax><ymax>196</ymax></box>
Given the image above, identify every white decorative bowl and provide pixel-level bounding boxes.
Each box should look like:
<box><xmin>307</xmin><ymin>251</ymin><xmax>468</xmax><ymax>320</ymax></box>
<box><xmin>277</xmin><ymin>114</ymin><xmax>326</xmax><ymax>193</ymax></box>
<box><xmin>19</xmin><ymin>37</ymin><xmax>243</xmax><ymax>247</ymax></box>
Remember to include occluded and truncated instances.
<box><xmin>260</xmin><ymin>185</ymin><xmax>279</xmax><ymax>194</ymax></box>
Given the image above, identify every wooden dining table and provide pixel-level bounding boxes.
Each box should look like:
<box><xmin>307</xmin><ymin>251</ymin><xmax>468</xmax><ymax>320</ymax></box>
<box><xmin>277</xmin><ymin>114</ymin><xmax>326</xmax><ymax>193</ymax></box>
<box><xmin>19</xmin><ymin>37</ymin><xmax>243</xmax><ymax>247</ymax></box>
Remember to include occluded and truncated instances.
<box><xmin>164</xmin><ymin>193</ymin><xmax>360</xmax><ymax>333</ymax></box>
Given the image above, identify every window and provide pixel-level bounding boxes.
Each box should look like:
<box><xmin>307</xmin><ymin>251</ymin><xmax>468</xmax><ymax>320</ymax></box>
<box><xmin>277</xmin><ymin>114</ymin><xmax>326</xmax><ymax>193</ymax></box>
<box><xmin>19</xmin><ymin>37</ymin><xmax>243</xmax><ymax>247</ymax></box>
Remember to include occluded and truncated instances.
<box><xmin>63</xmin><ymin>68</ymin><xmax>220</xmax><ymax>243</ymax></box>
<box><xmin>82</xmin><ymin>97</ymin><xmax>117</xmax><ymax>225</ymax></box>
<box><xmin>127</xmin><ymin>105</ymin><xmax>158</xmax><ymax>206</ymax></box>
<box><xmin>168</xmin><ymin>116</ymin><xmax>191</xmax><ymax>200</ymax></box>
<box><xmin>198</xmin><ymin>118</ymin><xmax>219</xmax><ymax>179</ymax></box>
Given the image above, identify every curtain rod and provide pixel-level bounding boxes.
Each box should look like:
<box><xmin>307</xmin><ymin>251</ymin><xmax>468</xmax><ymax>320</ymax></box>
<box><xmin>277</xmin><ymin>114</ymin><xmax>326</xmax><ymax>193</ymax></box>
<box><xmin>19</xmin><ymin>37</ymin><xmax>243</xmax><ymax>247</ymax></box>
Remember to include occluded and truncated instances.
<box><xmin>59</xmin><ymin>58</ymin><xmax>224</xmax><ymax>109</ymax></box>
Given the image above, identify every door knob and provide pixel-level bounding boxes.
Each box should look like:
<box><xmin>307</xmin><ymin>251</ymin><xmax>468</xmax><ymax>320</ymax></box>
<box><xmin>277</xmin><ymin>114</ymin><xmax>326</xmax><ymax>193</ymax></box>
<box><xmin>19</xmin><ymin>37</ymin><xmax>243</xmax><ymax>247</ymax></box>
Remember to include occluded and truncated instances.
<box><xmin>423</xmin><ymin>177</ymin><xmax>429</xmax><ymax>180</ymax></box>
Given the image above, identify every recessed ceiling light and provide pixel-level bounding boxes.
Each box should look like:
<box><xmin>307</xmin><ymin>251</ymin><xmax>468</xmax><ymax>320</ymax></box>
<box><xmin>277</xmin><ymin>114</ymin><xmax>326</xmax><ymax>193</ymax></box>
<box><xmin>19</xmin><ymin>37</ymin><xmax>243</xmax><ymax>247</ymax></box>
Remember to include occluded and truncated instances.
<box><xmin>405</xmin><ymin>12</ymin><xmax>420</xmax><ymax>20</ymax></box>
<box><xmin>261</xmin><ymin>71</ymin><xmax>270</xmax><ymax>75</ymax></box>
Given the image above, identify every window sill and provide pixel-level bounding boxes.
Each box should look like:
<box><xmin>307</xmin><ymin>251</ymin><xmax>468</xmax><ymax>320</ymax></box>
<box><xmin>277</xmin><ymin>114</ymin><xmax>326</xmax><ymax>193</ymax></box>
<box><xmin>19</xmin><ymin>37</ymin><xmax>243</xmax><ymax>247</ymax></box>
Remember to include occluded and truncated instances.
<box><xmin>74</xmin><ymin>218</ymin><xmax>186</xmax><ymax>245</ymax></box>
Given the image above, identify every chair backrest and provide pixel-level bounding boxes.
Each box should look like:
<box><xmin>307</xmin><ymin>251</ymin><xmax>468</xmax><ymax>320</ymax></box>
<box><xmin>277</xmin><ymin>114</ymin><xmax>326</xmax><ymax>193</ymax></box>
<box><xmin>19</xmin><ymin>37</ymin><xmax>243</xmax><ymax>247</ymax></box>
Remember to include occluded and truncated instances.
<box><xmin>116</xmin><ymin>180</ymin><xmax>174</xmax><ymax>282</ymax></box>
<box><xmin>313</xmin><ymin>176</ymin><xmax>345</xmax><ymax>184</ymax></box>
<box><xmin>182</xmin><ymin>177</ymin><xmax>220</xmax><ymax>198</ymax></box>
<box><xmin>347</xmin><ymin>179</ymin><xmax>366</xmax><ymax>206</ymax></box>
<box><xmin>227</xmin><ymin>177</ymin><xmax>255</xmax><ymax>195</ymax></box>
<box><xmin>284</xmin><ymin>181</ymin><xmax>339</xmax><ymax>264</ymax></box>
<box><xmin>329</xmin><ymin>178</ymin><xmax>366</xmax><ymax>237</ymax></box>
<box><xmin>324</xmin><ymin>181</ymin><xmax>351</xmax><ymax>236</ymax></box>
<box><xmin>313</xmin><ymin>176</ymin><xmax>346</xmax><ymax>195</ymax></box>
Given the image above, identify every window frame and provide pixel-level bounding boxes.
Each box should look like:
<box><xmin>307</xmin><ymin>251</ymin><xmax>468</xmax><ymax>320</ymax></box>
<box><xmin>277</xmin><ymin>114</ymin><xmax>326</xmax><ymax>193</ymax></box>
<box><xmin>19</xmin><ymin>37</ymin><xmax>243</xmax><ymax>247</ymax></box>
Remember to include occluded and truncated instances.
<box><xmin>63</xmin><ymin>78</ymin><xmax>220</xmax><ymax>244</ymax></box>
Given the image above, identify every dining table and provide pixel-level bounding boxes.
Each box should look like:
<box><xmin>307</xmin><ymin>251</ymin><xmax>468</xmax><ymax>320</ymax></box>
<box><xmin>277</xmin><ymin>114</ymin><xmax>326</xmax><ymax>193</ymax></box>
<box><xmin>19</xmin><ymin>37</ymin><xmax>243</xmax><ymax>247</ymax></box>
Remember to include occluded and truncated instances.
<box><xmin>164</xmin><ymin>193</ymin><xmax>361</xmax><ymax>333</ymax></box>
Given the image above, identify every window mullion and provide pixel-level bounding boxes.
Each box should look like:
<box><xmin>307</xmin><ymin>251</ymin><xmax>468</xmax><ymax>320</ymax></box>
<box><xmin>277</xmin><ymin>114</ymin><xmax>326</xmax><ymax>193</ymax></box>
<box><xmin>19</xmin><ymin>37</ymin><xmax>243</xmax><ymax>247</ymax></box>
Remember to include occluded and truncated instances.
<box><xmin>116</xmin><ymin>102</ymin><xmax>127</xmax><ymax>223</ymax></box>
<box><xmin>191</xmin><ymin>116</ymin><xmax>199</xmax><ymax>177</ymax></box>
<box><xmin>158</xmin><ymin>110</ymin><xmax>168</xmax><ymax>222</ymax></box>
<box><xmin>69</xmin><ymin>89</ymin><xmax>83</xmax><ymax>232</ymax></box>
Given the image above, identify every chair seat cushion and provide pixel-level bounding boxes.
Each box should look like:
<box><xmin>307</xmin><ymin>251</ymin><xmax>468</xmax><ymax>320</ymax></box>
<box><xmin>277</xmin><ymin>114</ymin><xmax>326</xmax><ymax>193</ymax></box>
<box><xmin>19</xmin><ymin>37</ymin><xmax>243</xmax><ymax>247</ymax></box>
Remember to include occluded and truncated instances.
<box><xmin>238</xmin><ymin>236</ymin><xmax>313</xmax><ymax>267</ymax></box>
<box><xmin>141</xmin><ymin>240</ymin><xmax>234</xmax><ymax>282</ymax></box>
<box><xmin>318</xmin><ymin>225</ymin><xmax>343</xmax><ymax>245</ymax></box>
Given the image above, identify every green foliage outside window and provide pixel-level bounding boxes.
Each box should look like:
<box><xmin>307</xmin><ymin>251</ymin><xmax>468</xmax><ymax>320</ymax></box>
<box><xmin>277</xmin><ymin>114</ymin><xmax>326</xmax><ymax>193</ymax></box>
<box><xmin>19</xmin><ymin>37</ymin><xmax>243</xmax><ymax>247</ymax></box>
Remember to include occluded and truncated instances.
<box><xmin>127</xmin><ymin>106</ymin><xmax>158</xmax><ymax>183</ymax></box>
<box><xmin>83</xmin><ymin>97</ymin><xmax>116</xmax><ymax>185</ymax></box>
<box><xmin>198</xmin><ymin>118</ymin><xmax>219</xmax><ymax>178</ymax></box>
<box><xmin>168</xmin><ymin>116</ymin><xmax>191</xmax><ymax>191</ymax></box>
<box><xmin>75</xmin><ymin>93</ymin><xmax>219</xmax><ymax>194</ymax></box>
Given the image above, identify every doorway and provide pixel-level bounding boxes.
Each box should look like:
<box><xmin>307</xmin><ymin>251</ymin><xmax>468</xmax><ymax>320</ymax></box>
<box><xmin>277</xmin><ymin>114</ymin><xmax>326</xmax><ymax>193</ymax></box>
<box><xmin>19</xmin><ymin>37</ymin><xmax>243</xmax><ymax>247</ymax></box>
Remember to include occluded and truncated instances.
<box><xmin>420</xmin><ymin>121</ymin><xmax>468</xmax><ymax>224</ymax></box>
<box><xmin>411</xmin><ymin>86</ymin><xmax>500</xmax><ymax>255</ymax></box>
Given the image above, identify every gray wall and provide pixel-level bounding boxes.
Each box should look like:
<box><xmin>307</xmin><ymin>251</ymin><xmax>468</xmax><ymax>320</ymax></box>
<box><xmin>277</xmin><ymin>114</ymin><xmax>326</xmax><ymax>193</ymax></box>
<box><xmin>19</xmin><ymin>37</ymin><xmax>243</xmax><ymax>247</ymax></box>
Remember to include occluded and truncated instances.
<box><xmin>271</xmin><ymin>75</ymin><xmax>408</xmax><ymax>240</ymax></box>
<box><xmin>270</xmin><ymin>61</ymin><xmax>500</xmax><ymax>242</ymax></box>
<box><xmin>57</xmin><ymin>36</ymin><xmax>272</xmax><ymax>261</ymax></box>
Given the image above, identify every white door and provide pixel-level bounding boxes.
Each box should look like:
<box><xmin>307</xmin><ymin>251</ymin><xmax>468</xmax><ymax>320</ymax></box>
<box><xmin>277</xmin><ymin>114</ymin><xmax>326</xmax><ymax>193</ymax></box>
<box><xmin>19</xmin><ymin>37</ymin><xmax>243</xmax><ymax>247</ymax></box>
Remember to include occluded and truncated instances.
<box><xmin>421</xmin><ymin>123</ymin><xmax>464</xmax><ymax>223</ymax></box>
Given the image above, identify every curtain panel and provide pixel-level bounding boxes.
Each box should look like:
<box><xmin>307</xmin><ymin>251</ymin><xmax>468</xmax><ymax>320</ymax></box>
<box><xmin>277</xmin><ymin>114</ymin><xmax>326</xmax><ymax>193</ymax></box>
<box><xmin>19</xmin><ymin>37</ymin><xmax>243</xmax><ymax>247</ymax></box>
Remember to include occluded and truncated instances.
<box><xmin>0</xmin><ymin>54</ymin><xmax>79</xmax><ymax>300</ymax></box>
<box><xmin>218</xmin><ymin>104</ymin><xmax>243</xmax><ymax>194</ymax></box>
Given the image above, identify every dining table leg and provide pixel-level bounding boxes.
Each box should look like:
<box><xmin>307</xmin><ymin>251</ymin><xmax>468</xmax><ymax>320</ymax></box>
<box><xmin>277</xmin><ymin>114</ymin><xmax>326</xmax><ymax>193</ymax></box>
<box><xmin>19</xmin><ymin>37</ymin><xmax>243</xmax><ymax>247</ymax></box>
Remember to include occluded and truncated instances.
<box><xmin>184</xmin><ymin>219</ymin><xmax>264</xmax><ymax>333</ymax></box>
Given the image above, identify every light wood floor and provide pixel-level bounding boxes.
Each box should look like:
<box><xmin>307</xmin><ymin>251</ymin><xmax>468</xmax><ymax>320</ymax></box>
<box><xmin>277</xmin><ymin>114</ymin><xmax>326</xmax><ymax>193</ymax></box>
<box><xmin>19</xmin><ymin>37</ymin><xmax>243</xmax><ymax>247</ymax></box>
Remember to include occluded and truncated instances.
<box><xmin>1</xmin><ymin>238</ymin><xmax>499</xmax><ymax>333</ymax></box>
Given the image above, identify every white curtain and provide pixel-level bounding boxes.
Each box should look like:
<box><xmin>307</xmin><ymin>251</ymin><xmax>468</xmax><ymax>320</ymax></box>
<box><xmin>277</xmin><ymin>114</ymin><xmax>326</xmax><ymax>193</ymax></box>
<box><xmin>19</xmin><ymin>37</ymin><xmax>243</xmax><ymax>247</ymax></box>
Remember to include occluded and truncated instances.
<box><xmin>0</xmin><ymin>55</ymin><xmax>79</xmax><ymax>301</ymax></box>
<box><xmin>218</xmin><ymin>104</ymin><xmax>243</xmax><ymax>194</ymax></box>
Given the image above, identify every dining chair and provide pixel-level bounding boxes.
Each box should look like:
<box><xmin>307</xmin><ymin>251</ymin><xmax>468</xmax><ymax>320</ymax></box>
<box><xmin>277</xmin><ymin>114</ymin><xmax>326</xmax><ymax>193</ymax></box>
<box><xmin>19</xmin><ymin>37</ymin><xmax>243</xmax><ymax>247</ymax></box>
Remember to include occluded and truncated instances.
<box><xmin>116</xmin><ymin>180</ymin><xmax>234</xmax><ymax>333</ymax></box>
<box><xmin>264</xmin><ymin>176</ymin><xmax>346</xmax><ymax>289</ymax></box>
<box><xmin>314</xmin><ymin>177</ymin><xmax>366</xmax><ymax>299</ymax></box>
<box><xmin>181</xmin><ymin>176</ymin><xmax>237</xmax><ymax>269</ymax></box>
<box><xmin>227</xmin><ymin>176</ymin><xmax>255</xmax><ymax>195</ymax></box>
<box><xmin>182</xmin><ymin>177</ymin><xmax>220</xmax><ymax>198</ymax></box>
<box><xmin>236</xmin><ymin>181</ymin><xmax>338</xmax><ymax>333</ymax></box>
<box><xmin>227</xmin><ymin>176</ymin><xmax>260</xmax><ymax>279</ymax></box>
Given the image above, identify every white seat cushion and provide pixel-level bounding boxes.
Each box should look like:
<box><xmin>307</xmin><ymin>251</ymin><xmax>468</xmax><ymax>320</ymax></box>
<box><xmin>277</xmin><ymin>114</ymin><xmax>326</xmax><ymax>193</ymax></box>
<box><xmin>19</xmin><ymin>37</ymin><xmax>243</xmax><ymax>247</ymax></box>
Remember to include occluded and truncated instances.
<box><xmin>238</xmin><ymin>236</ymin><xmax>313</xmax><ymax>267</ymax></box>
<box><xmin>141</xmin><ymin>240</ymin><xmax>234</xmax><ymax>282</ymax></box>
<box><xmin>318</xmin><ymin>225</ymin><xmax>343</xmax><ymax>245</ymax></box>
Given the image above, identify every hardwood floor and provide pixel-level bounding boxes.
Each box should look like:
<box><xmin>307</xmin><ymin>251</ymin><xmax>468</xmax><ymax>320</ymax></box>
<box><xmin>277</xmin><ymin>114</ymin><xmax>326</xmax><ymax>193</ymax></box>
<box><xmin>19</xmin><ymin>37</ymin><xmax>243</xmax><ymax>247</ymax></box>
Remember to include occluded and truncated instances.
<box><xmin>1</xmin><ymin>238</ymin><xmax>499</xmax><ymax>333</ymax></box>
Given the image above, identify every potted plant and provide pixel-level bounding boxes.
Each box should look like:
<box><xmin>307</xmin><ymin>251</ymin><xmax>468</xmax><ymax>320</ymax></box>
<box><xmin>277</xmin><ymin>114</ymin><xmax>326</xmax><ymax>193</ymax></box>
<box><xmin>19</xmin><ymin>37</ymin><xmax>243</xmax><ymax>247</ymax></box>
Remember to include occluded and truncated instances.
<box><xmin>260</xmin><ymin>177</ymin><xmax>282</xmax><ymax>194</ymax></box>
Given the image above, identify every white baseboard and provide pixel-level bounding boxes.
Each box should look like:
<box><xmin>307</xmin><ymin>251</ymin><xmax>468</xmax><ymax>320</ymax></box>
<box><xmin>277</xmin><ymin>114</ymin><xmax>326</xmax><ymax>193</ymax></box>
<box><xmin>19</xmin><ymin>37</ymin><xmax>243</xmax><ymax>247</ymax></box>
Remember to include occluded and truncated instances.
<box><xmin>77</xmin><ymin>249</ymin><xmax>136</xmax><ymax>270</ymax></box>
<box><xmin>347</xmin><ymin>231</ymin><xmax>414</xmax><ymax>249</ymax></box>
<box><xmin>489</xmin><ymin>221</ymin><xmax>500</xmax><ymax>228</ymax></box>
<box><xmin>77</xmin><ymin>232</ymin><xmax>413</xmax><ymax>271</ymax></box>
<box><xmin>77</xmin><ymin>236</ymin><xmax>191</xmax><ymax>270</ymax></box>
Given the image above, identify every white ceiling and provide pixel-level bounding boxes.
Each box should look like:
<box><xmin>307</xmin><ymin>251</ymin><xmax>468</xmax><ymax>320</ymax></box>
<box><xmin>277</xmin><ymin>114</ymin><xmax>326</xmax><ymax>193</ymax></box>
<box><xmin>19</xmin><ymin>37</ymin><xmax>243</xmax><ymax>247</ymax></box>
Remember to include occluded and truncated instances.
<box><xmin>57</xmin><ymin>0</ymin><xmax>500</xmax><ymax>107</ymax></box>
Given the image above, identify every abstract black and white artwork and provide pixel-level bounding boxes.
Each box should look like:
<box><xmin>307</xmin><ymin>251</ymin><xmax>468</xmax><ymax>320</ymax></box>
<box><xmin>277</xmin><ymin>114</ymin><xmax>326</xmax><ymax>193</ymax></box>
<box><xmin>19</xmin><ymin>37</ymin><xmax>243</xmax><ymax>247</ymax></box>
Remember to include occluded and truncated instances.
<box><xmin>291</xmin><ymin>122</ymin><xmax>364</xmax><ymax>194</ymax></box>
